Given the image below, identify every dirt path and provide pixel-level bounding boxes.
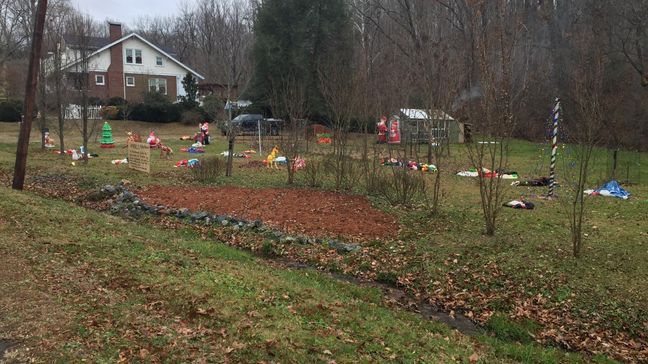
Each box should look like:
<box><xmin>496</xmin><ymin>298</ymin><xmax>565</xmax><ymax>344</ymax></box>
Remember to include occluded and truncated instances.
<box><xmin>138</xmin><ymin>186</ymin><xmax>398</xmax><ymax>241</ymax></box>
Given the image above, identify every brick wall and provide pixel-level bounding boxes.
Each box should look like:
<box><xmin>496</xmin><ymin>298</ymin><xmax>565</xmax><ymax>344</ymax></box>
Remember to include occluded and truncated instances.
<box><xmin>125</xmin><ymin>74</ymin><xmax>177</xmax><ymax>102</ymax></box>
<box><xmin>86</xmin><ymin>71</ymin><xmax>109</xmax><ymax>100</ymax></box>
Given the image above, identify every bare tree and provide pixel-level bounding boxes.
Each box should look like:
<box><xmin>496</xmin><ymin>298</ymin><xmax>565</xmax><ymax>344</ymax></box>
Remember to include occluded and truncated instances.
<box><xmin>46</xmin><ymin>0</ymin><xmax>71</xmax><ymax>154</ymax></box>
<box><xmin>0</xmin><ymin>0</ymin><xmax>32</xmax><ymax>68</ymax></box>
<box><xmin>319</xmin><ymin>57</ymin><xmax>360</xmax><ymax>190</ymax></box>
<box><xmin>464</xmin><ymin>0</ymin><xmax>529</xmax><ymax>236</ymax></box>
<box><xmin>561</xmin><ymin>30</ymin><xmax>610</xmax><ymax>258</ymax></box>
<box><xmin>66</xmin><ymin>13</ymin><xmax>98</xmax><ymax>162</ymax></box>
<box><xmin>617</xmin><ymin>0</ymin><xmax>648</xmax><ymax>88</ymax></box>
<box><xmin>270</xmin><ymin>74</ymin><xmax>307</xmax><ymax>184</ymax></box>
<box><xmin>215</xmin><ymin>1</ymin><xmax>253</xmax><ymax>100</ymax></box>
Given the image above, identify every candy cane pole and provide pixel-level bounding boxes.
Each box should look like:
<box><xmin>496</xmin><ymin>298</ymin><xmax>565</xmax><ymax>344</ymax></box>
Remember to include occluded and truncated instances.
<box><xmin>548</xmin><ymin>98</ymin><xmax>561</xmax><ymax>198</ymax></box>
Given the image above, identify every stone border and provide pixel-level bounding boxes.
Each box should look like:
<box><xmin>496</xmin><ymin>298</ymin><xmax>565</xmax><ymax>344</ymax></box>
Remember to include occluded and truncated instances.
<box><xmin>99</xmin><ymin>183</ymin><xmax>361</xmax><ymax>254</ymax></box>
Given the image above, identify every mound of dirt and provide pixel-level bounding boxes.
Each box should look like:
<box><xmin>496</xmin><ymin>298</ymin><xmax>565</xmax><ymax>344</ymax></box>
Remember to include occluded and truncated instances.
<box><xmin>137</xmin><ymin>186</ymin><xmax>398</xmax><ymax>240</ymax></box>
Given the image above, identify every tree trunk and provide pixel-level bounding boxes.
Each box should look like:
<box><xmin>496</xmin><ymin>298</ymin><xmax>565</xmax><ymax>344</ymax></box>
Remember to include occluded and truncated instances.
<box><xmin>226</xmin><ymin>137</ymin><xmax>234</xmax><ymax>177</ymax></box>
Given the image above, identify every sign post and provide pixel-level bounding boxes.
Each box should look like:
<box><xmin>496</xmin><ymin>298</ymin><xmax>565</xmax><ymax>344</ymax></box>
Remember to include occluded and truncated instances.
<box><xmin>128</xmin><ymin>142</ymin><xmax>151</xmax><ymax>173</ymax></box>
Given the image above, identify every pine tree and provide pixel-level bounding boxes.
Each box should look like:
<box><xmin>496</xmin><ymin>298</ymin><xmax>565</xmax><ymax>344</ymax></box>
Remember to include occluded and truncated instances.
<box><xmin>245</xmin><ymin>0</ymin><xmax>353</xmax><ymax>119</ymax></box>
<box><xmin>181</xmin><ymin>72</ymin><xmax>199</xmax><ymax>109</ymax></box>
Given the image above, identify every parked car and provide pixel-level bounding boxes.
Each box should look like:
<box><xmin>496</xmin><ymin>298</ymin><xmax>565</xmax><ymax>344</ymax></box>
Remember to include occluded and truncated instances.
<box><xmin>220</xmin><ymin>114</ymin><xmax>283</xmax><ymax>136</ymax></box>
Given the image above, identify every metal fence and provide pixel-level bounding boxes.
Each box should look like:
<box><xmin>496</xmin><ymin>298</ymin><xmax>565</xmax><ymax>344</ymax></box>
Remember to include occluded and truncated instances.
<box><xmin>64</xmin><ymin>104</ymin><xmax>101</xmax><ymax>120</ymax></box>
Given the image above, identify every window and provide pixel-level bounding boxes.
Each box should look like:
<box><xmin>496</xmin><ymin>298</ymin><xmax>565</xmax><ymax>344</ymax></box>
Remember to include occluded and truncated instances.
<box><xmin>95</xmin><ymin>74</ymin><xmax>105</xmax><ymax>85</ymax></box>
<box><xmin>156</xmin><ymin>56</ymin><xmax>163</xmax><ymax>66</ymax></box>
<box><xmin>148</xmin><ymin>78</ymin><xmax>167</xmax><ymax>95</ymax></box>
<box><xmin>126</xmin><ymin>48</ymin><xmax>143</xmax><ymax>64</ymax></box>
<box><xmin>126</xmin><ymin>76</ymin><xmax>135</xmax><ymax>87</ymax></box>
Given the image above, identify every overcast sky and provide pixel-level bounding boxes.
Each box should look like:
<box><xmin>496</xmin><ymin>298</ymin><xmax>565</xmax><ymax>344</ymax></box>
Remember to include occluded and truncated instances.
<box><xmin>73</xmin><ymin>0</ymin><xmax>183</xmax><ymax>27</ymax></box>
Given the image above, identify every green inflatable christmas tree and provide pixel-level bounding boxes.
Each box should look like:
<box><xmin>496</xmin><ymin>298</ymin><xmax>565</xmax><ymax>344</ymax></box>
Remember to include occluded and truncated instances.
<box><xmin>100</xmin><ymin>121</ymin><xmax>115</xmax><ymax>148</ymax></box>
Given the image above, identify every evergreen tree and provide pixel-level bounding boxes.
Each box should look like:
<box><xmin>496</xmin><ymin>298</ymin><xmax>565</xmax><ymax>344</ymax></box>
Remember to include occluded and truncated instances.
<box><xmin>181</xmin><ymin>72</ymin><xmax>199</xmax><ymax>109</ymax></box>
<box><xmin>245</xmin><ymin>0</ymin><xmax>353</xmax><ymax>119</ymax></box>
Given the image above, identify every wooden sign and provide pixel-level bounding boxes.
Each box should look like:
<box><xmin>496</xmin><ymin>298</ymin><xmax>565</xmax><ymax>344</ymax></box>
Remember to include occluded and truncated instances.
<box><xmin>128</xmin><ymin>142</ymin><xmax>151</xmax><ymax>173</ymax></box>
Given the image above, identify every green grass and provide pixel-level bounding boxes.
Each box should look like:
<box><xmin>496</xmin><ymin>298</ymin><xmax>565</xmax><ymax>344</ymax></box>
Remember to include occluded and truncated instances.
<box><xmin>0</xmin><ymin>120</ymin><xmax>644</xmax><ymax>361</ymax></box>
<box><xmin>0</xmin><ymin>186</ymin><xmax>597</xmax><ymax>363</ymax></box>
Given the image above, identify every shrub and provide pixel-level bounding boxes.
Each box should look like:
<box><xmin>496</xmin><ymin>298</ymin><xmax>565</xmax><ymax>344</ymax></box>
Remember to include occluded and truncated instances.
<box><xmin>105</xmin><ymin>96</ymin><xmax>127</xmax><ymax>106</ymax></box>
<box><xmin>202</xmin><ymin>94</ymin><xmax>225</xmax><ymax>121</ymax></box>
<box><xmin>181</xmin><ymin>109</ymin><xmax>205</xmax><ymax>126</ymax></box>
<box><xmin>0</xmin><ymin>99</ymin><xmax>23</xmax><ymax>122</ymax></box>
<box><xmin>260</xmin><ymin>240</ymin><xmax>279</xmax><ymax>257</ymax></box>
<box><xmin>129</xmin><ymin>92</ymin><xmax>181</xmax><ymax>122</ymax></box>
<box><xmin>372</xmin><ymin>167</ymin><xmax>427</xmax><ymax>206</ymax></box>
<box><xmin>321</xmin><ymin>153</ymin><xmax>362</xmax><ymax>191</ymax></box>
<box><xmin>88</xmin><ymin>96</ymin><xmax>103</xmax><ymax>106</ymax></box>
<box><xmin>100</xmin><ymin>105</ymin><xmax>120</xmax><ymax>120</ymax></box>
<box><xmin>303</xmin><ymin>159</ymin><xmax>323</xmax><ymax>187</ymax></box>
<box><xmin>191</xmin><ymin>156</ymin><xmax>226</xmax><ymax>183</ymax></box>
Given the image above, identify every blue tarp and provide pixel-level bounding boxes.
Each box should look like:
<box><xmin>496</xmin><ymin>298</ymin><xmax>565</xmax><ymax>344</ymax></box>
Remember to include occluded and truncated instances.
<box><xmin>593</xmin><ymin>180</ymin><xmax>631</xmax><ymax>200</ymax></box>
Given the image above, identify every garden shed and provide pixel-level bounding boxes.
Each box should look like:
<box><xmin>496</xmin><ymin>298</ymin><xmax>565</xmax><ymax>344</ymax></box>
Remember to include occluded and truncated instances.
<box><xmin>395</xmin><ymin>108</ymin><xmax>465</xmax><ymax>144</ymax></box>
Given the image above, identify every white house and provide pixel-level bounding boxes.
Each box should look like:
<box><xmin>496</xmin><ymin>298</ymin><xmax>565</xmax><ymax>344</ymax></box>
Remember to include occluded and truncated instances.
<box><xmin>61</xmin><ymin>22</ymin><xmax>204</xmax><ymax>103</ymax></box>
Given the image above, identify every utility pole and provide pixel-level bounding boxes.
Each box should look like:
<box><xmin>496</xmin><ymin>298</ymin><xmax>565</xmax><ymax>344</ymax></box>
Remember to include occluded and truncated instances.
<box><xmin>12</xmin><ymin>0</ymin><xmax>49</xmax><ymax>190</ymax></box>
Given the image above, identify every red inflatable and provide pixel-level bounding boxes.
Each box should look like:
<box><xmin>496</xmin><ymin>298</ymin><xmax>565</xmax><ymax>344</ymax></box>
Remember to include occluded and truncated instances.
<box><xmin>388</xmin><ymin>117</ymin><xmax>401</xmax><ymax>144</ymax></box>
<box><xmin>377</xmin><ymin>116</ymin><xmax>388</xmax><ymax>143</ymax></box>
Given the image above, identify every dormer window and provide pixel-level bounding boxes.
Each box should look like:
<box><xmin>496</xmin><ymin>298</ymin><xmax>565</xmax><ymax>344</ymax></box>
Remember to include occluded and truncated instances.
<box><xmin>125</xmin><ymin>48</ymin><xmax>142</xmax><ymax>64</ymax></box>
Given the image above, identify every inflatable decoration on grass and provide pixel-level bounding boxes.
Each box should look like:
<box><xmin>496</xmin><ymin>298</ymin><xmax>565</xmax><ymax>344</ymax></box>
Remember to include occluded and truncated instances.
<box><xmin>503</xmin><ymin>199</ymin><xmax>535</xmax><ymax>209</ymax></box>
<box><xmin>265</xmin><ymin>146</ymin><xmax>282</xmax><ymax>168</ymax></box>
<box><xmin>388</xmin><ymin>116</ymin><xmax>401</xmax><ymax>144</ymax></box>
<box><xmin>292</xmin><ymin>156</ymin><xmax>306</xmax><ymax>171</ymax></box>
<box><xmin>316</xmin><ymin>133</ymin><xmax>332</xmax><ymax>144</ymax></box>
<box><xmin>126</xmin><ymin>131</ymin><xmax>142</xmax><ymax>145</ymax></box>
<box><xmin>376</xmin><ymin>116</ymin><xmax>388</xmax><ymax>144</ymax></box>
<box><xmin>147</xmin><ymin>131</ymin><xmax>161</xmax><ymax>147</ymax></box>
<box><xmin>44</xmin><ymin>131</ymin><xmax>55</xmax><ymax>148</ymax></box>
<box><xmin>381</xmin><ymin>158</ymin><xmax>437</xmax><ymax>172</ymax></box>
<box><xmin>584</xmin><ymin>180</ymin><xmax>631</xmax><ymax>200</ymax></box>
<box><xmin>175</xmin><ymin>159</ymin><xmax>200</xmax><ymax>168</ymax></box>
<box><xmin>100</xmin><ymin>122</ymin><xmax>115</xmax><ymax>148</ymax></box>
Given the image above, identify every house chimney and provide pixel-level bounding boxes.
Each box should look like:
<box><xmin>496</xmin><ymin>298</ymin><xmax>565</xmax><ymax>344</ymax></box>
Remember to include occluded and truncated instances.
<box><xmin>107</xmin><ymin>21</ymin><xmax>124</xmax><ymax>99</ymax></box>
<box><xmin>108</xmin><ymin>21</ymin><xmax>122</xmax><ymax>42</ymax></box>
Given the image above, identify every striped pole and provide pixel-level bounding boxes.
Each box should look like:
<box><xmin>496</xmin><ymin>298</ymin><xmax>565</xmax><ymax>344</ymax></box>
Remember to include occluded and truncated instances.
<box><xmin>548</xmin><ymin>98</ymin><xmax>561</xmax><ymax>198</ymax></box>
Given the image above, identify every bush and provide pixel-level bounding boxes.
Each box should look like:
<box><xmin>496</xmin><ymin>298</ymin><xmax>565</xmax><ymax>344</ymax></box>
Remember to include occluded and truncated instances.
<box><xmin>303</xmin><ymin>159</ymin><xmax>323</xmax><ymax>187</ymax></box>
<box><xmin>181</xmin><ymin>109</ymin><xmax>205</xmax><ymax>126</ymax></box>
<box><xmin>105</xmin><ymin>96</ymin><xmax>127</xmax><ymax>106</ymax></box>
<box><xmin>88</xmin><ymin>96</ymin><xmax>103</xmax><ymax>106</ymax></box>
<box><xmin>321</xmin><ymin>153</ymin><xmax>362</xmax><ymax>191</ymax></box>
<box><xmin>191</xmin><ymin>156</ymin><xmax>226</xmax><ymax>183</ymax></box>
<box><xmin>100</xmin><ymin>106</ymin><xmax>120</xmax><ymax>120</ymax></box>
<box><xmin>260</xmin><ymin>240</ymin><xmax>280</xmax><ymax>257</ymax></box>
<box><xmin>129</xmin><ymin>92</ymin><xmax>181</xmax><ymax>123</ymax></box>
<box><xmin>0</xmin><ymin>99</ymin><xmax>23</xmax><ymax>122</ymax></box>
<box><xmin>372</xmin><ymin>167</ymin><xmax>427</xmax><ymax>206</ymax></box>
<box><xmin>202</xmin><ymin>94</ymin><xmax>225</xmax><ymax>121</ymax></box>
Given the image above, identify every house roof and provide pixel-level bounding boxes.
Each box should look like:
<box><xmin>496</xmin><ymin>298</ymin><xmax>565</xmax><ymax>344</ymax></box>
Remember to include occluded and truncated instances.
<box><xmin>62</xmin><ymin>35</ymin><xmax>111</xmax><ymax>50</ymax></box>
<box><xmin>62</xmin><ymin>34</ymin><xmax>177</xmax><ymax>56</ymax></box>
<box><xmin>62</xmin><ymin>32</ymin><xmax>204</xmax><ymax>80</ymax></box>
<box><xmin>399</xmin><ymin>108</ymin><xmax>455</xmax><ymax>121</ymax></box>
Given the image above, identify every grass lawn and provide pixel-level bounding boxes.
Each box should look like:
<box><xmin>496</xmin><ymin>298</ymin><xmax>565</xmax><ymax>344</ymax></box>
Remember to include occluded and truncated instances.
<box><xmin>0</xmin><ymin>186</ymin><xmax>599</xmax><ymax>363</ymax></box>
<box><xmin>0</xmin><ymin>120</ymin><xmax>646</xmax><ymax>362</ymax></box>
